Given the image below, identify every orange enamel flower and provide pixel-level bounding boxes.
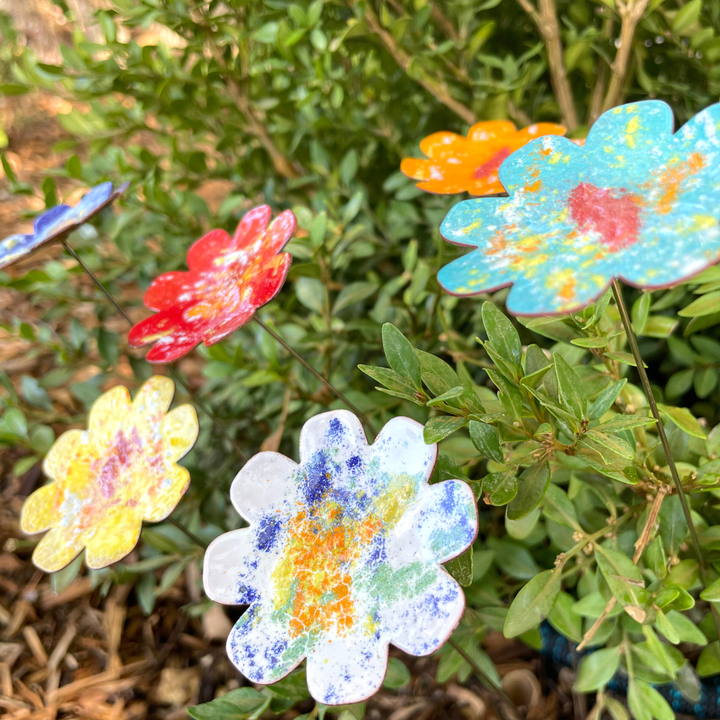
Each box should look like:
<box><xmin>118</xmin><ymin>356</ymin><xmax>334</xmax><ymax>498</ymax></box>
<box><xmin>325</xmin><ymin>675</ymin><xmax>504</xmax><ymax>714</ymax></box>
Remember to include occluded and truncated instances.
<box><xmin>400</xmin><ymin>120</ymin><xmax>566</xmax><ymax>196</ymax></box>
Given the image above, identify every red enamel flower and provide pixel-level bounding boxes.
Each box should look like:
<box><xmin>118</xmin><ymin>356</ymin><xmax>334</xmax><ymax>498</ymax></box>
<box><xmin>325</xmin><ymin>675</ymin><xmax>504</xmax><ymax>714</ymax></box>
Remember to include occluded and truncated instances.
<box><xmin>129</xmin><ymin>205</ymin><xmax>296</xmax><ymax>363</ymax></box>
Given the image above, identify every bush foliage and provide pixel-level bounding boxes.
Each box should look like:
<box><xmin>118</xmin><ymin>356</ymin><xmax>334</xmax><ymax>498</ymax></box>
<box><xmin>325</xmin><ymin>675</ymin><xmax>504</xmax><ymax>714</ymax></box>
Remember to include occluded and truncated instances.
<box><xmin>3</xmin><ymin>1</ymin><xmax>720</xmax><ymax>718</ymax></box>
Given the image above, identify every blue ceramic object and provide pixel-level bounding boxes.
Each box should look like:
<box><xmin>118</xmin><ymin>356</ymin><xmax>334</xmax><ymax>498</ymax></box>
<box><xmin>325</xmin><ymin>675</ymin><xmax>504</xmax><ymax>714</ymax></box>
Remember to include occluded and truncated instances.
<box><xmin>0</xmin><ymin>181</ymin><xmax>129</xmax><ymax>270</ymax></box>
<box><xmin>438</xmin><ymin>101</ymin><xmax>720</xmax><ymax>316</ymax></box>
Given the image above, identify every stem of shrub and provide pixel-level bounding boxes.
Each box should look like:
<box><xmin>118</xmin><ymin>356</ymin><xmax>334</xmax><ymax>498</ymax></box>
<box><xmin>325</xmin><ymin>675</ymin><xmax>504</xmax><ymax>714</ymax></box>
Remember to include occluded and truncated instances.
<box><xmin>612</xmin><ymin>280</ymin><xmax>720</xmax><ymax>641</ymax></box>
<box><xmin>167</xmin><ymin>517</ymin><xmax>207</xmax><ymax>549</ymax></box>
<box><xmin>447</xmin><ymin>638</ymin><xmax>518</xmax><ymax>715</ymax></box>
<box><xmin>252</xmin><ymin>316</ymin><xmax>378</xmax><ymax>437</ymax></box>
<box><xmin>61</xmin><ymin>241</ymin><xmax>250</xmax><ymax>466</ymax></box>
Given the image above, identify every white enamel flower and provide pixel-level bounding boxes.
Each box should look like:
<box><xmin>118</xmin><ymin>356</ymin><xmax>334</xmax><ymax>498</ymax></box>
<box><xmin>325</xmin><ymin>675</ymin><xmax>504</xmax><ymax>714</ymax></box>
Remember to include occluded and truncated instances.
<box><xmin>203</xmin><ymin>410</ymin><xmax>478</xmax><ymax>705</ymax></box>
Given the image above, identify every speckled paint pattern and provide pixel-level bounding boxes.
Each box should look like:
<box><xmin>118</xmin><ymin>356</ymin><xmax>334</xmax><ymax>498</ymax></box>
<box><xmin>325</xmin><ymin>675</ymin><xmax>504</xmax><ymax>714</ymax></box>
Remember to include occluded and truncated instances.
<box><xmin>0</xmin><ymin>182</ymin><xmax>128</xmax><ymax>270</ymax></box>
<box><xmin>203</xmin><ymin>410</ymin><xmax>478</xmax><ymax>705</ymax></box>
<box><xmin>438</xmin><ymin>101</ymin><xmax>720</xmax><ymax>315</ymax></box>
<box><xmin>20</xmin><ymin>377</ymin><xmax>198</xmax><ymax>572</ymax></box>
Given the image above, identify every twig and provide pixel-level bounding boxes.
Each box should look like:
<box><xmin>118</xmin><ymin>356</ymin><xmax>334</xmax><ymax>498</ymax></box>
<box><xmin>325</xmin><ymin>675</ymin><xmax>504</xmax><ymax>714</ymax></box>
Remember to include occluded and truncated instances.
<box><xmin>508</xmin><ymin>100</ymin><xmax>533</xmax><ymax>128</ymax></box>
<box><xmin>611</xmin><ymin>280</ymin><xmax>720</xmax><ymax>643</ymax></box>
<box><xmin>517</xmin><ymin>0</ymin><xmax>578</xmax><ymax>131</ymax></box>
<box><xmin>602</xmin><ymin>0</ymin><xmax>651</xmax><ymax>111</ymax></box>
<box><xmin>577</xmin><ymin>484</ymin><xmax>668</xmax><ymax>650</ymax></box>
<box><xmin>358</xmin><ymin>1</ymin><xmax>476</xmax><ymax>125</ymax></box>
<box><xmin>430</xmin><ymin>2</ymin><xmax>461</xmax><ymax>43</ymax></box>
<box><xmin>207</xmin><ymin>44</ymin><xmax>304</xmax><ymax>180</ymax></box>
<box><xmin>588</xmin><ymin>15</ymin><xmax>614</xmax><ymax>124</ymax></box>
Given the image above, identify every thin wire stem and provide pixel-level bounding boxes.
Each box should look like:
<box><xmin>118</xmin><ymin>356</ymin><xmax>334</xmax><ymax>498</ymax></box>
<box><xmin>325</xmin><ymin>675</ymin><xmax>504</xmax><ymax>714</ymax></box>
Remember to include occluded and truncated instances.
<box><xmin>61</xmin><ymin>240</ymin><xmax>249</xmax><ymax>465</ymax></box>
<box><xmin>253</xmin><ymin>316</ymin><xmax>378</xmax><ymax>437</ymax></box>
<box><xmin>167</xmin><ymin>517</ymin><xmax>208</xmax><ymax>549</ymax></box>
<box><xmin>448</xmin><ymin>638</ymin><xmax>518</xmax><ymax>713</ymax></box>
<box><xmin>612</xmin><ymin>280</ymin><xmax>720</xmax><ymax>641</ymax></box>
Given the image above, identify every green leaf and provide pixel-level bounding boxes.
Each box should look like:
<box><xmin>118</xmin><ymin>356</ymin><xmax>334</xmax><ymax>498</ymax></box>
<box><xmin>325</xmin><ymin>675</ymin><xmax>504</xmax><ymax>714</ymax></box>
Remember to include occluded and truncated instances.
<box><xmin>383</xmin><ymin>658</ymin><xmax>411</xmax><ymax>689</ymax></box>
<box><xmin>657</xmin><ymin>404</ymin><xmax>706</xmax><ymax>439</ymax></box>
<box><xmin>595</xmin><ymin>545</ymin><xmax>645</xmax><ymax>608</ymax></box>
<box><xmin>553</xmin><ymin>354</ymin><xmax>584</xmax><ymax>419</ymax></box>
<box><xmin>598</xmin><ymin>414</ymin><xmax>655</xmax><ymax>431</ymax></box>
<box><xmin>697</xmin><ymin>641</ymin><xmax>720</xmax><ymax>677</ymax></box>
<box><xmin>574</xmin><ymin>646</ymin><xmax>620</xmax><ymax>692</ymax></box>
<box><xmin>188</xmin><ymin>688</ymin><xmax>270</xmax><ymax>720</ymax></box>
<box><xmin>268</xmin><ymin>669</ymin><xmax>310</xmax><ymax>701</ymax></box>
<box><xmin>66</xmin><ymin>154</ymin><xmax>82</xmax><ymax>179</ymax></box>
<box><xmin>678</xmin><ymin>290</ymin><xmax>720</xmax><ymax>317</ymax></box>
<box><xmin>503</xmin><ymin>569</ymin><xmax>561</xmax><ymax>638</ymax></box>
<box><xmin>666</xmin><ymin>610</ymin><xmax>707</xmax><ymax>645</ymax></box>
<box><xmin>469</xmin><ymin>420</ymin><xmax>503</xmax><ymax>463</ymax></box>
<box><xmin>253</xmin><ymin>21</ymin><xmax>280</xmax><ymax>43</ymax></box>
<box><xmin>295</xmin><ymin>277</ymin><xmax>325</xmax><ymax>314</ymax></box>
<box><xmin>628</xmin><ymin>679</ymin><xmax>674</xmax><ymax>720</ymax></box>
<box><xmin>672</xmin><ymin>0</ymin><xmax>702</xmax><ymax>34</ymax></box>
<box><xmin>542</xmin><ymin>484</ymin><xmax>580</xmax><ymax>530</ymax></box>
<box><xmin>632</xmin><ymin>292</ymin><xmax>651</xmax><ymax>334</ymax></box>
<box><xmin>444</xmin><ymin>547</ymin><xmax>473</xmax><ymax>587</ymax></box>
<box><xmin>482</xmin><ymin>301</ymin><xmax>521</xmax><ymax>372</ymax></box>
<box><xmin>416</xmin><ymin>350</ymin><xmax>462</xmax><ymax>397</ymax></box>
<box><xmin>482</xmin><ymin>471</ymin><xmax>517</xmax><ymax>506</ymax></box>
<box><xmin>507</xmin><ymin>461</ymin><xmax>551</xmax><ymax>520</ymax></box>
<box><xmin>0</xmin><ymin>83</ymin><xmax>29</xmax><ymax>96</ymax></box>
<box><xmin>382</xmin><ymin>323</ymin><xmax>421</xmax><ymax>389</ymax></box>
<box><xmin>588</xmin><ymin>379</ymin><xmax>626</xmax><ymax>420</ymax></box>
<box><xmin>548</xmin><ymin>591</ymin><xmax>583</xmax><ymax>644</ymax></box>
<box><xmin>333</xmin><ymin>282</ymin><xmax>376</xmax><ymax>313</ymax></box>
<box><xmin>423</xmin><ymin>416</ymin><xmax>468</xmax><ymax>444</ymax></box>
<box><xmin>700</xmin><ymin>576</ymin><xmax>720</xmax><ymax>601</ymax></box>
<box><xmin>426</xmin><ymin>386</ymin><xmax>465</xmax><ymax>407</ymax></box>
<box><xmin>585</xmin><ymin>429</ymin><xmax>633</xmax><ymax>459</ymax></box>
<box><xmin>654</xmin><ymin>607</ymin><xmax>680</xmax><ymax>644</ymax></box>
<box><xmin>2</xmin><ymin>408</ymin><xmax>28</xmax><ymax>439</ymax></box>
<box><xmin>358</xmin><ymin>365</ymin><xmax>422</xmax><ymax>402</ymax></box>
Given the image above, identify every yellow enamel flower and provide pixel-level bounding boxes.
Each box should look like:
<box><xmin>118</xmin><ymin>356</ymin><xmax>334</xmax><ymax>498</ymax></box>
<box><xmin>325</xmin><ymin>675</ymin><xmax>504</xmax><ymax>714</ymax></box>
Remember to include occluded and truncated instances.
<box><xmin>21</xmin><ymin>376</ymin><xmax>199</xmax><ymax>572</ymax></box>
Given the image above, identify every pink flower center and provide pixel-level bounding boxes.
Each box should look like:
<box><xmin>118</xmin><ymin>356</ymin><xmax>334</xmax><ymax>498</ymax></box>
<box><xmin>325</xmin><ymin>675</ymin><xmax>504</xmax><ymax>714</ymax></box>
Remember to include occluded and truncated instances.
<box><xmin>472</xmin><ymin>147</ymin><xmax>512</xmax><ymax>180</ymax></box>
<box><xmin>568</xmin><ymin>182</ymin><xmax>642</xmax><ymax>252</ymax></box>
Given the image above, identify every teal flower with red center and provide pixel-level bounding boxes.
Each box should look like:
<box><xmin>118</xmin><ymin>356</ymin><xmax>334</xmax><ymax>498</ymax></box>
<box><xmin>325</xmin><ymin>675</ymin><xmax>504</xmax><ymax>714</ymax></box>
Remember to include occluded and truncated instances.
<box><xmin>129</xmin><ymin>205</ymin><xmax>296</xmax><ymax>363</ymax></box>
<box><xmin>438</xmin><ymin>101</ymin><xmax>720</xmax><ymax>315</ymax></box>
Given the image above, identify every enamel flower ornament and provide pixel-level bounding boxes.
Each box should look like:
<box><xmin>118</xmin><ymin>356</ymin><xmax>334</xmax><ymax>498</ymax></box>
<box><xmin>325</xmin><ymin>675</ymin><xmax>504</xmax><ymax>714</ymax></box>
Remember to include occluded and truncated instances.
<box><xmin>438</xmin><ymin>101</ymin><xmax>720</xmax><ymax>315</ymax></box>
<box><xmin>0</xmin><ymin>181</ymin><xmax>129</xmax><ymax>270</ymax></box>
<box><xmin>129</xmin><ymin>205</ymin><xmax>296</xmax><ymax>363</ymax></box>
<box><xmin>203</xmin><ymin>410</ymin><xmax>478</xmax><ymax>705</ymax></box>
<box><xmin>401</xmin><ymin>120</ymin><xmax>566</xmax><ymax>196</ymax></box>
<box><xmin>21</xmin><ymin>377</ymin><xmax>198</xmax><ymax>572</ymax></box>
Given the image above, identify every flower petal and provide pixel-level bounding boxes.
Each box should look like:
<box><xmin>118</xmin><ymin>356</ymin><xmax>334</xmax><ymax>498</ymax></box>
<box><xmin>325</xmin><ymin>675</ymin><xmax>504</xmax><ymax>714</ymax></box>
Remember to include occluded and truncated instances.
<box><xmin>146</xmin><ymin>336</ymin><xmax>202</xmax><ymax>364</ymax></box>
<box><xmin>586</xmin><ymin>100</ymin><xmax>674</xmax><ymax>152</ymax></box>
<box><xmin>33</xmin><ymin>204</ymin><xmax>71</xmax><ymax>242</ymax></box>
<box><xmin>20</xmin><ymin>482</ymin><xmax>58</xmax><ymax>534</ymax></box>
<box><xmin>71</xmin><ymin>182</ymin><xmax>114</xmax><ymax>221</ymax></box>
<box><xmin>42</xmin><ymin>428</ymin><xmax>85</xmax><ymax>482</ymax></box>
<box><xmin>227</xmin><ymin>605</ymin><xmax>307</xmax><ymax>683</ymax></box>
<box><xmin>386</xmin><ymin>568</ymin><xmax>465</xmax><ymax>656</ymax></box>
<box><xmin>262</xmin><ymin>210</ymin><xmax>297</xmax><ymax>256</ymax></box>
<box><xmin>84</xmin><ymin>506</ymin><xmax>142</xmax><ymax>568</ymax></box>
<box><xmin>514</xmin><ymin>122</ymin><xmax>566</xmax><ymax>144</ymax></box>
<box><xmin>88</xmin><ymin>385</ymin><xmax>131</xmax><ymax>448</ymax></box>
<box><xmin>369</xmin><ymin>416</ymin><xmax>436</xmax><ymax>481</ymax></box>
<box><xmin>405</xmin><ymin>480</ymin><xmax>477</xmax><ymax>563</ymax></box>
<box><xmin>187</xmin><ymin>229</ymin><xmax>233</xmax><ymax>272</ymax></box>
<box><xmin>132</xmin><ymin>376</ymin><xmax>175</xmax><ymax>417</ymax></box>
<box><xmin>32</xmin><ymin>527</ymin><xmax>84</xmax><ymax>572</ymax></box>
<box><xmin>419</xmin><ymin>131</ymin><xmax>466</xmax><ymax>159</ymax></box>
<box><xmin>203</xmin><ymin>528</ymin><xmax>273</xmax><ymax>604</ymax></box>
<box><xmin>201</xmin><ymin>306</ymin><xmax>255</xmax><ymax>346</ymax></box>
<box><xmin>0</xmin><ymin>234</ymin><xmax>37</xmax><ymax>270</ymax></box>
<box><xmin>143</xmin><ymin>271</ymin><xmax>196</xmax><ymax>312</ymax></box>
<box><xmin>250</xmin><ymin>253</ymin><xmax>292</xmax><ymax>308</ymax></box>
<box><xmin>467</xmin><ymin>120</ymin><xmax>516</xmax><ymax>143</ymax></box>
<box><xmin>230</xmin><ymin>452</ymin><xmax>299</xmax><ymax>522</ymax></box>
<box><xmin>231</xmin><ymin>205</ymin><xmax>273</xmax><ymax>252</ymax></box>
<box><xmin>299</xmin><ymin>409</ymin><xmax>368</xmax><ymax>465</ymax></box>
<box><xmin>160</xmin><ymin>405</ymin><xmax>199</xmax><ymax>462</ymax></box>
<box><xmin>306</xmin><ymin>632</ymin><xmax>388</xmax><ymax>705</ymax></box>
<box><xmin>142</xmin><ymin>464</ymin><xmax>190</xmax><ymax>522</ymax></box>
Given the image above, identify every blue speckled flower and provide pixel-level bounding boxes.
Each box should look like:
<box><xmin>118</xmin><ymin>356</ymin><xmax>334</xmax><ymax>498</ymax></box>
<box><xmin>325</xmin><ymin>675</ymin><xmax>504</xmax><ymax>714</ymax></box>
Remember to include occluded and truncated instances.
<box><xmin>0</xmin><ymin>181</ymin><xmax>129</xmax><ymax>270</ymax></box>
<box><xmin>203</xmin><ymin>410</ymin><xmax>478</xmax><ymax>705</ymax></box>
<box><xmin>438</xmin><ymin>101</ymin><xmax>720</xmax><ymax>315</ymax></box>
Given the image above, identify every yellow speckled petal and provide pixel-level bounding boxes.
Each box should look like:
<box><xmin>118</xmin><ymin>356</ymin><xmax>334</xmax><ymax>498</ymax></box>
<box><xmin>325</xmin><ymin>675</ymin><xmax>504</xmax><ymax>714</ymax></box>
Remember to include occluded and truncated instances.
<box><xmin>160</xmin><ymin>405</ymin><xmax>199</xmax><ymax>462</ymax></box>
<box><xmin>20</xmin><ymin>483</ymin><xmax>58</xmax><ymax>534</ymax></box>
<box><xmin>143</xmin><ymin>464</ymin><xmax>190</xmax><ymax>522</ymax></box>
<box><xmin>42</xmin><ymin>429</ymin><xmax>85</xmax><ymax>482</ymax></box>
<box><xmin>131</xmin><ymin>376</ymin><xmax>175</xmax><ymax>442</ymax></box>
<box><xmin>32</xmin><ymin>527</ymin><xmax>84</xmax><ymax>572</ymax></box>
<box><xmin>84</xmin><ymin>506</ymin><xmax>142</xmax><ymax>568</ymax></box>
<box><xmin>88</xmin><ymin>385</ymin><xmax>131</xmax><ymax>448</ymax></box>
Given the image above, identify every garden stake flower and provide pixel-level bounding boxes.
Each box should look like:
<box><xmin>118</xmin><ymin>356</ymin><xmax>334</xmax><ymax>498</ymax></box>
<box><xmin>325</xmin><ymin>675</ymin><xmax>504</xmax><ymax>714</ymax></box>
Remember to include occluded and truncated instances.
<box><xmin>438</xmin><ymin>100</ymin><xmax>720</xmax><ymax>316</ymax></box>
<box><xmin>21</xmin><ymin>376</ymin><xmax>199</xmax><ymax>571</ymax></box>
<box><xmin>0</xmin><ymin>181</ymin><xmax>129</xmax><ymax>270</ymax></box>
<box><xmin>203</xmin><ymin>410</ymin><xmax>478</xmax><ymax>705</ymax></box>
<box><xmin>400</xmin><ymin>120</ymin><xmax>566</xmax><ymax>196</ymax></box>
<box><xmin>129</xmin><ymin>204</ymin><xmax>377</xmax><ymax>435</ymax></box>
<box><xmin>129</xmin><ymin>205</ymin><xmax>296</xmax><ymax>363</ymax></box>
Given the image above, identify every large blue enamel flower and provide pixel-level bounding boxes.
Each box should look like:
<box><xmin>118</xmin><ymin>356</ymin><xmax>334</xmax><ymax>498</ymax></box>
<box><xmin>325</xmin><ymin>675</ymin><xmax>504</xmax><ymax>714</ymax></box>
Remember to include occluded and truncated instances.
<box><xmin>438</xmin><ymin>101</ymin><xmax>720</xmax><ymax>316</ymax></box>
<box><xmin>0</xmin><ymin>181</ymin><xmax>129</xmax><ymax>271</ymax></box>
